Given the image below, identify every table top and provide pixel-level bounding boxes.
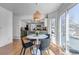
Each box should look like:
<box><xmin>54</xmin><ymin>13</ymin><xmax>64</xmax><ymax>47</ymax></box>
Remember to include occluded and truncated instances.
<box><xmin>27</xmin><ymin>34</ymin><xmax>48</xmax><ymax>40</ymax></box>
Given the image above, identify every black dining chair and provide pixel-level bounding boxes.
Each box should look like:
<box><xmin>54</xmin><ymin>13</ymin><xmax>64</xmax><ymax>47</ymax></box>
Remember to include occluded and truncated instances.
<box><xmin>20</xmin><ymin>37</ymin><xmax>34</xmax><ymax>55</ymax></box>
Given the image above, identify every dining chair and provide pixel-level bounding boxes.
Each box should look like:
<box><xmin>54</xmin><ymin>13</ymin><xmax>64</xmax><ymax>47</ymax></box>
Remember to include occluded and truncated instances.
<box><xmin>20</xmin><ymin>37</ymin><xmax>34</xmax><ymax>55</ymax></box>
<box><xmin>39</xmin><ymin>34</ymin><xmax>50</xmax><ymax>54</ymax></box>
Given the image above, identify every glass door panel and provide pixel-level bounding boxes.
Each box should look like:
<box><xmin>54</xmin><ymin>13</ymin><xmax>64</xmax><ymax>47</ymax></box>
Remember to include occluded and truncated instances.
<box><xmin>69</xmin><ymin>4</ymin><xmax>79</xmax><ymax>54</ymax></box>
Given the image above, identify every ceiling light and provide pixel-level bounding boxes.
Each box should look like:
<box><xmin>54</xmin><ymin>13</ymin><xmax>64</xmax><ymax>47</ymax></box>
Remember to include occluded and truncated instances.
<box><xmin>33</xmin><ymin>3</ymin><xmax>42</xmax><ymax>22</ymax></box>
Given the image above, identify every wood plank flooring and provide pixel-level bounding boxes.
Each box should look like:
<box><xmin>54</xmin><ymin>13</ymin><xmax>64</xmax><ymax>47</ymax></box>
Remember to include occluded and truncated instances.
<box><xmin>0</xmin><ymin>37</ymin><xmax>64</xmax><ymax>55</ymax></box>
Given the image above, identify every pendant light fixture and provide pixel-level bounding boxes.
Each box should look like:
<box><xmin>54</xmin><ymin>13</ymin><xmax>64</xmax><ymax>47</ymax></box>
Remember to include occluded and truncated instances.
<box><xmin>33</xmin><ymin>3</ymin><xmax>42</xmax><ymax>22</ymax></box>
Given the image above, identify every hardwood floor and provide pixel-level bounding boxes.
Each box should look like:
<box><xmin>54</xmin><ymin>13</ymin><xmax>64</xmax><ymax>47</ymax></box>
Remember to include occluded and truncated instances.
<box><xmin>0</xmin><ymin>37</ymin><xmax>64</xmax><ymax>55</ymax></box>
<box><xmin>0</xmin><ymin>43</ymin><xmax>13</xmax><ymax>55</ymax></box>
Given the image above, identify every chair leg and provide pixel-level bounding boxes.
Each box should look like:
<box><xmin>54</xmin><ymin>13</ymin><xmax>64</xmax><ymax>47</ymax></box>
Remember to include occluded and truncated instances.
<box><xmin>20</xmin><ymin>47</ymin><xmax>23</xmax><ymax>55</ymax></box>
<box><xmin>41</xmin><ymin>51</ymin><xmax>43</xmax><ymax>55</ymax></box>
<box><xmin>23</xmin><ymin>48</ymin><xmax>26</xmax><ymax>55</ymax></box>
<box><xmin>30</xmin><ymin>47</ymin><xmax>32</xmax><ymax>53</ymax></box>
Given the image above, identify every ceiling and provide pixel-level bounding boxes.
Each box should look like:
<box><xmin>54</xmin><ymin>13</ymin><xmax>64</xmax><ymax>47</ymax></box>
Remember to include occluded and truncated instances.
<box><xmin>0</xmin><ymin>3</ymin><xmax>62</xmax><ymax>16</ymax></box>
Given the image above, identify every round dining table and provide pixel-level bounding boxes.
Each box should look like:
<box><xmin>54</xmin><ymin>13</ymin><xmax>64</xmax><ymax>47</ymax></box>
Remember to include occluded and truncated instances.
<box><xmin>26</xmin><ymin>34</ymin><xmax>48</xmax><ymax>55</ymax></box>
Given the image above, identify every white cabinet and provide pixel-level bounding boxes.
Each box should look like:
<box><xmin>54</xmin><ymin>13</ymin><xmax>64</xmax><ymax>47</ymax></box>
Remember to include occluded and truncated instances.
<box><xmin>28</xmin><ymin>22</ymin><xmax>44</xmax><ymax>31</ymax></box>
<box><xmin>30</xmin><ymin>24</ymin><xmax>36</xmax><ymax>31</ymax></box>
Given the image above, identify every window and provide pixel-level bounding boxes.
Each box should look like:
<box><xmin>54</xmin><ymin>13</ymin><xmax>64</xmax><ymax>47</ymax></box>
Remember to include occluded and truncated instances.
<box><xmin>60</xmin><ymin>12</ymin><xmax>66</xmax><ymax>52</ymax></box>
<box><xmin>69</xmin><ymin>4</ymin><xmax>79</xmax><ymax>54</ymax></box>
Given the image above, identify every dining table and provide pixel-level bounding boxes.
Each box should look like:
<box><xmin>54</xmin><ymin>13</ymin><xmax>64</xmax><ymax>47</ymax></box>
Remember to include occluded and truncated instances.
<box><xmin>26</xmin><ymin>34</ymin><xmax>48</xmax><ymax>55</ymax></box>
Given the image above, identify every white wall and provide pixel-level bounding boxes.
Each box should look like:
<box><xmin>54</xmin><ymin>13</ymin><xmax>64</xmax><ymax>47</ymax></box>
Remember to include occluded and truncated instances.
<box><xmin>0</xmin><ymin>6</ymin><xmax>13</xmax><ymax>47</ymax></box>
<box><xmin>13</xmin><ymin>16</ymin><xmax>21</xmax><ymax>39</ymax></box>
